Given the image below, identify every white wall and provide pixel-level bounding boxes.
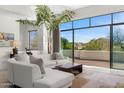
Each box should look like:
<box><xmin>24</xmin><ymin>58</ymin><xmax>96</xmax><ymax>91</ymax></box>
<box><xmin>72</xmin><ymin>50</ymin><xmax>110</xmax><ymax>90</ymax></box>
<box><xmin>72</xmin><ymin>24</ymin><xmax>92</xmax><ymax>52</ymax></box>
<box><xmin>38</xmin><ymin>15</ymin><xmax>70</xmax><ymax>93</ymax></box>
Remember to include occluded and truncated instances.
<box><xmin>0</xmin><ymin>14</ymin><xmax>20</xmax><ymax>70</ymax></box>
<box><xmin>19</xmin><ymin>23</ymin><xmax>27</xmax><ymax>50</ymax></box>
<box><xmin>39</xmin><ymin>24</ymin><xmax>48</xmax><ymax>53</ymax></box>
<box><xmin>73</xmin><ymin>5</ymin><xmax>124</xmax><ymax>20</ymax></box>
<box><xmin>19</xmin><ymin>24</ymin><xmax>37</xmax><ymax>50</ymax></box>
<box><xmin>20</xmin><ymin>24</ymin><xmax>48</xmax><ymax>53</ymax></box>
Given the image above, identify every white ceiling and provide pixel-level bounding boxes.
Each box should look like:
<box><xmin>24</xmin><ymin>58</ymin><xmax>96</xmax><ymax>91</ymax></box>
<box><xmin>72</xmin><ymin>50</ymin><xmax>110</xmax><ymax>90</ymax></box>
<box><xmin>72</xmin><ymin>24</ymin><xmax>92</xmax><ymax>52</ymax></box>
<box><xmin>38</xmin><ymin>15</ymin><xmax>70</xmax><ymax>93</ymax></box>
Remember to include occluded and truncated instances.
<box><xmin>30</xmin><ymin>5</ymin><xmax>89</xmax><ymax>14</ymax></box>
<box><xmin>0</xmin><ymin>5</ymin><xmax>33</xmax><ymax>16</ymax></box>
<box><xmin>0</xmin><ymin>5</ymin><xmax>89</xmax><ymax>20</ymax></box>
<box><xmin>46</xmin><ymin>5</ymin><xmax>88</xmax><ymax>13</ymax></box>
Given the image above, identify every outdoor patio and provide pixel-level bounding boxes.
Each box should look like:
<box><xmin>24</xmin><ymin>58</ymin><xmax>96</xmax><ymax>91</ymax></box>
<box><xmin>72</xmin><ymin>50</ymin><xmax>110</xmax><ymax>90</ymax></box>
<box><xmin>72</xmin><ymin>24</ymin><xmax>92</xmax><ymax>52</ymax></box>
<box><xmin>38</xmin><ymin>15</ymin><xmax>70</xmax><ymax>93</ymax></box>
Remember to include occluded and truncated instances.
<box><xmin>75</xmin><ymin>59</ymin><xmax>110</xmax><ymax>68</ymax></box>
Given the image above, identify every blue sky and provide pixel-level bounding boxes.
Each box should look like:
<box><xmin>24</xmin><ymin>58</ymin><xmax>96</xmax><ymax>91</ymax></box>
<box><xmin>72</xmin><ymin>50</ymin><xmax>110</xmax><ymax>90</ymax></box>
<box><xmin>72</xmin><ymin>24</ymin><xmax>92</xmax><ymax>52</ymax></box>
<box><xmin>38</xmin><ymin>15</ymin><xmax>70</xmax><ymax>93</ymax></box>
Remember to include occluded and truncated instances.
<box><xmin>61</xmin><ymin>27</ymin><xmax>109</xmax><ymax>43</ymax></box>
<box><xmin>30</xmin><ymin>31</ymin><xmax>37</xmax><ymax>40</ymax></box>
<box><xmin>60</xmin><ymin>12</ymin><xmax>124</xmax><ymax>43</ymax></box>
<box><xmin>60</xmin><ymin>15</ymin><xmax>111</xmax><ymax>43</ymax></box>
<box><xmin>74</xmin><ymin>27</ymin><xmax>109</xmax><ymax>43</ymax></box>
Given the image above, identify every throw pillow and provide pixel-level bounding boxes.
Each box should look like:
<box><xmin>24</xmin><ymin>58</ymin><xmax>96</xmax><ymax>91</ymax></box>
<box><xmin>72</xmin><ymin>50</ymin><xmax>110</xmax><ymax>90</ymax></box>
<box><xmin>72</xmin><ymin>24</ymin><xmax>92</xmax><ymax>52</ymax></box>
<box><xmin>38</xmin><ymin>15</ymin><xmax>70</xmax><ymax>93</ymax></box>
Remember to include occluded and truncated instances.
<box><xmin>8</xmin><ymin>58</ymin><xmax>16</xmax><ymax>63</ymax></box>
<box><xmin>30</xmin><ymin>55</ymin><xmax>46</xmax><ymax>74</ymax></box>
<box><xmin>15</xmin><ymin>53</ymin><xmax>30</xmax><ymax>63</ymax></box>
<box><xmin>55</xmin><ymin>52</ymin><xmax>65</xmax><ymax>60</ymax></box>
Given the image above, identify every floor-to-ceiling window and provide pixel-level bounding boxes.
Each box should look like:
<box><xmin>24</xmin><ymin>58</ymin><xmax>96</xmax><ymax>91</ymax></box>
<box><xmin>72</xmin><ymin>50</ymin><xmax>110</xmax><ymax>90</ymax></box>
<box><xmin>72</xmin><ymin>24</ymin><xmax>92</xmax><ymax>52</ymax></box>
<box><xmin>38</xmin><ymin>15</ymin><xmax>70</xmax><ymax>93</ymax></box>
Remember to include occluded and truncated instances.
<box><xmin>29</xmin><ymin>30</ymin><xmax>38</xmax><ymax>50</ymax></box>
<box><xmin>60</xmin><ymin>11</ymin><xmax>124</xmax><ymax>69</ymax></box>
<box><xmin>73</xmin><ymin>14</ymin><xmax>111</xmax><ymax>67</ymax></box>
<box><xmin>113</xmin><ymin>25</ymin><xmax>124</xmax><ymax>69</ymax></box>
<box><xmin>74</xmin><ymin>27</ymin><xmax>110</xmax><ymax>67</ymax></box>
<box><xmin>112</xmin><ymin>12</ymin><xmax>124</xmax><ymax>69</ymax></box>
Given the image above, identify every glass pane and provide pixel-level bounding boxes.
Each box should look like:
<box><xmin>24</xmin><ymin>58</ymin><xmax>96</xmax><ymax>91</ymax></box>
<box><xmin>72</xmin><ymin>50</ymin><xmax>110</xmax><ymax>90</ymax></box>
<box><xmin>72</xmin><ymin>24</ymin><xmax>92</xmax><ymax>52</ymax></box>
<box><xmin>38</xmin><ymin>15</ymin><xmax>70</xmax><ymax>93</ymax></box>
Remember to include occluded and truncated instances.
<box><xmin>113</xmin><ymin>25</ymin><xmax>124</xmax><ymax>69</ymax></box>
<box><xmin>113</xmin><ymin>12</ymin><xmax>124</xmax><ymax>23</ymax></box>
<box><xmin>60</xmin><ymin>31</ymin><xmax>72</xmax><ymax>58</ymax></box>
<box><xmin>91</xmin><ymin>14</ymin><xmax>111</xmax><ymax>26</ymax></box>
<box><xmin>59</xmin><ymin>22</ymin><xmax>72</xmax><ymax>30</ymax></box>
<box><xmin>74</xmin><ymin>27</ymin><xmax>110</xmax><ymax>67</ymax></box>
<box><xmin>29</xmin><ymin>31</ymin><xmax>38</xmax><ymax>50</ymax></box>
<box><xmin>73</xmin><ymin>19</ymin><xmax>89</xmax><ymax>28</ymax></box>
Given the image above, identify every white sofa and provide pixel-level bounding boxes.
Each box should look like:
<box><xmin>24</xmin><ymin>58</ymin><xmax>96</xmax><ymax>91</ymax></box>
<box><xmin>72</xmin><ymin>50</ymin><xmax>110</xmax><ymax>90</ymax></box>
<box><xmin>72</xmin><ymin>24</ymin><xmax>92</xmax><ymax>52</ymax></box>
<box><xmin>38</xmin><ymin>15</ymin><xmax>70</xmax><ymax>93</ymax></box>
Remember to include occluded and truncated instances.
<box><xmin>31</xmin><ymin>51</ymin><xmax>72</xmax><ymax>68</ymax></box>
<box><xmin>7</xmin><ymin>52</ymin><xmax>74</xmax><ymax>88</ymax></box>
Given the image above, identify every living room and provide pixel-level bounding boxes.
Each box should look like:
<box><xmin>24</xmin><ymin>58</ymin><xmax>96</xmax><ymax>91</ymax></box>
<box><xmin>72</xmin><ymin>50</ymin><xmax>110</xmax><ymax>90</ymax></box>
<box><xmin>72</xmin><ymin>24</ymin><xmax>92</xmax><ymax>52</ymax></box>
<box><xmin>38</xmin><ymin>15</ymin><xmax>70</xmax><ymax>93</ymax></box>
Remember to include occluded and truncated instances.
<box><xmin>1</xmin><ymin>2</ymin><xmax>124</xmax><ymax>90</ymax></box>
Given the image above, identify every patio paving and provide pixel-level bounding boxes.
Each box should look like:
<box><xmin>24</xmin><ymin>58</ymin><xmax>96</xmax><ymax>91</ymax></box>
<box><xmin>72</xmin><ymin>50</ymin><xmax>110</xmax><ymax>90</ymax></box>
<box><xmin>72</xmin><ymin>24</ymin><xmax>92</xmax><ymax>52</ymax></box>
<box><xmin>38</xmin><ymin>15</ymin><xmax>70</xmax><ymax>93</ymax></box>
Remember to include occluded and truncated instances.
<box><xmin>75</xmin><ymin>59</ymin><xmax>110</xmax><ymax>68</ymax></box>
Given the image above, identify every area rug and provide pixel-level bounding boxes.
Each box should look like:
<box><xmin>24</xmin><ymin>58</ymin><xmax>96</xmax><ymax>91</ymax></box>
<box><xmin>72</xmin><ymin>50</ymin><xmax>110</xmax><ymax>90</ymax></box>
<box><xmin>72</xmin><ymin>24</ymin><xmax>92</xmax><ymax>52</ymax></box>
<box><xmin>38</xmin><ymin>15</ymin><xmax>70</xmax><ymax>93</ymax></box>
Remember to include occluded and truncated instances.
<box><xmin>71</xmin><ymin>76</ymin><xmax>89</xmax><ymax>88</ymax></box>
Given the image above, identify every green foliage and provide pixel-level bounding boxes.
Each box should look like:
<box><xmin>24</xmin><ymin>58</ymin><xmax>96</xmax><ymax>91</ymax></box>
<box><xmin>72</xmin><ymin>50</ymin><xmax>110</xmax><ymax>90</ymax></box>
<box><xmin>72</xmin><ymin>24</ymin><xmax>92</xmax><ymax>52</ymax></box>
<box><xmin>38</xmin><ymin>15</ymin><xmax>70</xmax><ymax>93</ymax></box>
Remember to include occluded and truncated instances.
<box><xmin>61</xmin><ymin>37</ymin><xmax>109</xmax><ymax>51</ymax></box>
<box><xmin>17</xmin><ymin>5</ymin><xmax>75</xmax><ymax>32</ymax></box>
<box><xmin>113</xmin><ymin>27</ymin><xmax>124</xmax><ymax>51</ymax></box>
<box><xmin>61</xmin><ymin>37</ymin><xmax>68</xmax><ymax>49</ymax></box>
<box><xmin>35</xmin><ymin>5</ymin><xmax>75</xmax><ymax>31</ymax></box>
<box><xmin>66</xmin><ymin>43</ymin><xmax>73</xmax><ymax>49</ymax></box>
<box><xmin>16</xmin><ymin>19</ymin><xmax>36</xmax><ymax>26</ymax></box>
<box><xmin>61</xmin><ymin>37</ymin><xmax>72</xmax><ymax>49</ymax></box>
<box><xmin>84</xmin><ymin>40</ymin><xmax>101</xmax><ymax>50</ymax></box>
<box><xmin>83</xmin><ymin>38</ymin><xmax>109</xmax><ymax>51</ymax></box>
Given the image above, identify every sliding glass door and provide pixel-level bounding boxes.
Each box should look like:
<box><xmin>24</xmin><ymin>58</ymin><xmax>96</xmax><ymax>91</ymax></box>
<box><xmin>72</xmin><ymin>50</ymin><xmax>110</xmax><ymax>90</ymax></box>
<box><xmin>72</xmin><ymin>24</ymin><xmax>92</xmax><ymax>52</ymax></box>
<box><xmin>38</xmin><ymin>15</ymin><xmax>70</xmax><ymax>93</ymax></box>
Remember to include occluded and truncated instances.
<box><xmin>74</xmin><ymin>27</ymin><xmax>110</xmax><ymax>67</ymax></box>
<box><xmin>112</xmin><ymin>25</ymin><xmax>124</xmax><ymax>69</ymax></box>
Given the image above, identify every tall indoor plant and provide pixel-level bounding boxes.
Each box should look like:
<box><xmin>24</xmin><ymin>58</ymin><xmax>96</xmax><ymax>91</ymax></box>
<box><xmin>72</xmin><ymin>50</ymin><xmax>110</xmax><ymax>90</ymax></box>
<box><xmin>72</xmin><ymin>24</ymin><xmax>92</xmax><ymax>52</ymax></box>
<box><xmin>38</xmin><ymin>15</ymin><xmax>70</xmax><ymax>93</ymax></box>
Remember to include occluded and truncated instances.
<box><xmin>17</xmin><ymin>5</ymin><xmax>75</xmax><ymax>53</ymax></box>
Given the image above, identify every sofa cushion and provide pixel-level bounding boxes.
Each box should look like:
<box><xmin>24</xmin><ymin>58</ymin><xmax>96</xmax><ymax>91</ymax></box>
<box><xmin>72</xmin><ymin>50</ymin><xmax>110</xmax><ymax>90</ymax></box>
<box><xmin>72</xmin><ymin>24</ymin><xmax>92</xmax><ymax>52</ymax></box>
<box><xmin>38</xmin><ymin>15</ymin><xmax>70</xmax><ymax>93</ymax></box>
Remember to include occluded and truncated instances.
<box><xmin>40</xmin><ymin>54</ymin><xmax>53</xmax><ymax>62</ymax></box>
<box><xmin>31</xmin><ymin>51</ymin><xmax>41</xmax><ymax>57</ymax></box>
<box><xmin>30</xmin><ymin>55</ymin><xmax>46</xmax><ymax>74</ymax></box>
<box><xmin>8</xmin><ymin>58</ymin><xmax>16</xmax><ymax>63</ymax></box>
<box><xmin>44</xmin><ymin>60</ymin><xmax>57</xmax><ymax>67</ymax></box>
<box><xmin>15</xmin><ymin>53</ymin><xmax>30</xmax><ymax>64</ymax></box>
<box><xmin>30</xmin><ymin>53</ymin><xmax>56</xmax><ymax>67</ymax></box>
<box><xmin>33</xmin><ymin>68</ymin><xmax>74</xmax><ymax>88</ymax></box>
<box><xmin>57</xmin><ymin>59</ymin><xmax>72</xmax><ymax>65</ymax></box>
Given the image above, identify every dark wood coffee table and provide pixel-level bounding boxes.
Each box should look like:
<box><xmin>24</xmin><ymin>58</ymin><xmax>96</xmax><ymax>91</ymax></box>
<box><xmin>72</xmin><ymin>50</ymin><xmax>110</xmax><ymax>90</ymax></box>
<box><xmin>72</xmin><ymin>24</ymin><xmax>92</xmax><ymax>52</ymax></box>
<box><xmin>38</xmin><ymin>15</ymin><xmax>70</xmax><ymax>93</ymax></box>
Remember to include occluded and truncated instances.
<box><xmin>53</xmin><ymin>63</ymin><xmax>83</xmax><ymax>76</ymax></box>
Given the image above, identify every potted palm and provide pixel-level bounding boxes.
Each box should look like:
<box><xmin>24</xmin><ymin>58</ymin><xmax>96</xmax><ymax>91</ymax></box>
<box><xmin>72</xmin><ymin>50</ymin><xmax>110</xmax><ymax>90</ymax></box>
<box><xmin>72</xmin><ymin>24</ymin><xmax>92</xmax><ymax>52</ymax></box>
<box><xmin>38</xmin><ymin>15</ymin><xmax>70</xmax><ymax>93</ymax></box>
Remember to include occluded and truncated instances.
<box><xmin>17</xmin><ymin>5</ymin><xmax>75</xmax><ymax>53</ymax></box>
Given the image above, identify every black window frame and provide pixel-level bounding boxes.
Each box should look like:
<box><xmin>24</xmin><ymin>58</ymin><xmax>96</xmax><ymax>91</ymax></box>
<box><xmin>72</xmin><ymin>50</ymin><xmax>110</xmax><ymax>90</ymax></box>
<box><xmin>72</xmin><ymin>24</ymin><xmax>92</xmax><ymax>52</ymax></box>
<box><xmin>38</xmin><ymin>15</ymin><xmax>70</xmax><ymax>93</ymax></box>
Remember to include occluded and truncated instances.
<box><xmin>60</xmin><ymin>11</ymin><xmax>124</xmax><ymax>70</ymax></box>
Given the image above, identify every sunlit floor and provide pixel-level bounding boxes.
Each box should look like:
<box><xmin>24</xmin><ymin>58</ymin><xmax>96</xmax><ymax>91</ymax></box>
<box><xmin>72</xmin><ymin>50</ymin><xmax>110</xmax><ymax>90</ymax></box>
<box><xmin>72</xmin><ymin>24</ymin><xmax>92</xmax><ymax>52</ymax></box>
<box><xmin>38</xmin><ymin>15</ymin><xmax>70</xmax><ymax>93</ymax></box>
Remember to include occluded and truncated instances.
<box><xmin>75</xmin><ymin>59</ymin><xmax>110</xmax><ymax>68</ymax></box>
<box><xmin>72</xmin><ymin>65</ymin><xmax>124</xmax><ymax>88</ymax></box>
<box><xmin>113</xmin><ymin>63</ymin><xmax>124</xmax><ymax>70</ymax></box>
